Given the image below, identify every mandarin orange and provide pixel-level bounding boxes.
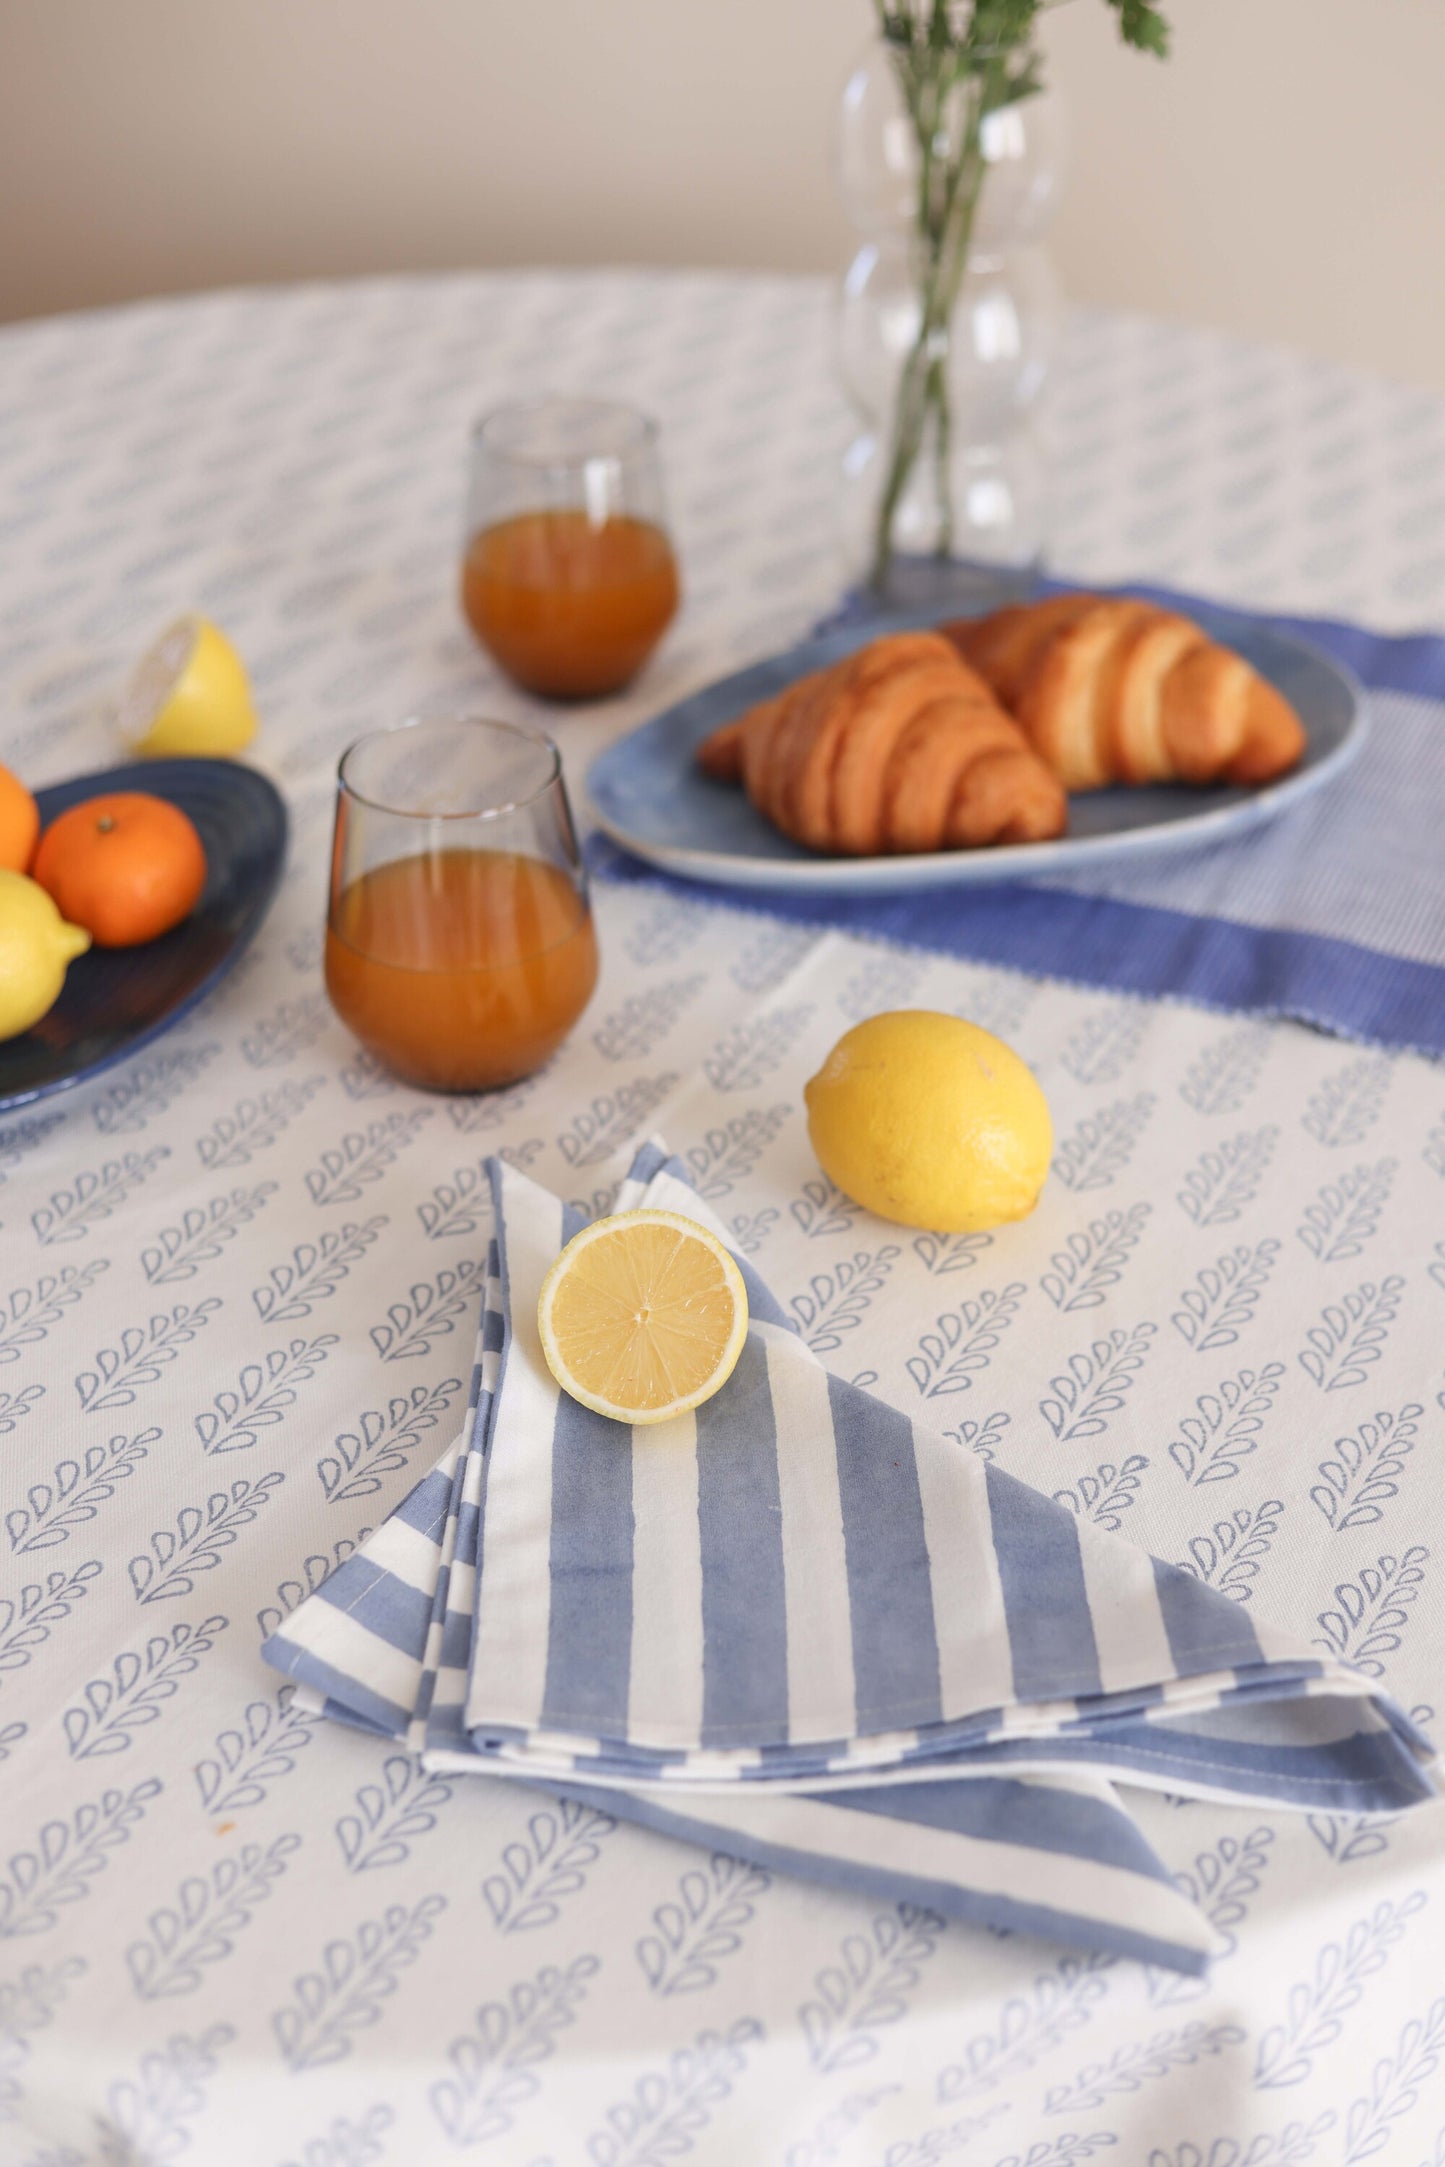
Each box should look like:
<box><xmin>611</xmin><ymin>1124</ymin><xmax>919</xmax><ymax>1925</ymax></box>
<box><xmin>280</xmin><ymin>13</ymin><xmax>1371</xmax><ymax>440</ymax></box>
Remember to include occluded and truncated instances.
<box><xmin>0</xmin><ymin>763</ymin><xmax>39</xmax><ymax>874</ymax></box>
<box><xmin>33</xmin><ymin>792</ymin><xmax>207</xmax><ymax>947</ymax></box>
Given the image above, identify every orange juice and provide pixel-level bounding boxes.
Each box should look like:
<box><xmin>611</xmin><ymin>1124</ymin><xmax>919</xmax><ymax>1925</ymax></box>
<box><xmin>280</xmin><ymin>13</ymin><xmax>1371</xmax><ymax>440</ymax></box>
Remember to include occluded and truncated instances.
<box><xmin>461</xmin><ymin>510</ymin><xmax>679</xmax><ymax>699</ymax></box>
<box><xmin>325</xmin><ymin>849</ymin><xmax>598</xmax><ymax>1092</ymax></box>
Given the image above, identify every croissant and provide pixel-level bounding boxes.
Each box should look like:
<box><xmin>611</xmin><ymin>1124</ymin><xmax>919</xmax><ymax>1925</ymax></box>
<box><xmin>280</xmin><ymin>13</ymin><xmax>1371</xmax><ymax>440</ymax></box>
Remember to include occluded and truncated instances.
<box><xmin>696</xmin><ymin>631</ymin><xmax>1067</xmax><ymax>856</ymax></box>
<box><xmin>942</xmin><ymin>594</ymin><xmax>1307</xmax><ymax>792</ymax></box>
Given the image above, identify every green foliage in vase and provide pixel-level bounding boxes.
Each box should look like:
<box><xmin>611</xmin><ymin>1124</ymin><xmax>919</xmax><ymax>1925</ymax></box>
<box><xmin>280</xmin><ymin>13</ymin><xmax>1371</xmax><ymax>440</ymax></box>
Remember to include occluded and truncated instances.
<box><xmin>868</xmin><ymin>0</ymin><xmax>1170</xmax><ymax>589</ymax></box>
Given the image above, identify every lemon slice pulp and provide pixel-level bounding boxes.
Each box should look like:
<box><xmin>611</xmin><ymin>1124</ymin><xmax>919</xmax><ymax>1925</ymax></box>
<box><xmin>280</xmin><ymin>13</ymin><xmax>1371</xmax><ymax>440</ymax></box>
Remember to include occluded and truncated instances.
<box><xmin>537</xmin><ymin>1209</ymin><xmax>749</xmax><ymax>1426</ymax></box>
<box><xmin>119</xmin><ymin>615</ymin><xmax>259</xmax><ymax>758</ymax></box>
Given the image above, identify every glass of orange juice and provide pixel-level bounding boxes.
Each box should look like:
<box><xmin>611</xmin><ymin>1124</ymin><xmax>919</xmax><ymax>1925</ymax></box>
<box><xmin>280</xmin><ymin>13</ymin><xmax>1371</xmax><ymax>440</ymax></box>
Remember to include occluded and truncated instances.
<box><xmin>324</xmin><ymin>716</ymin><xmax>599</xmax><ymax>1092</ymax></box>
<box><xmin>460</xmin><ymin>397</ymin><xmax>681</xmax><ymax>699</ymax></box>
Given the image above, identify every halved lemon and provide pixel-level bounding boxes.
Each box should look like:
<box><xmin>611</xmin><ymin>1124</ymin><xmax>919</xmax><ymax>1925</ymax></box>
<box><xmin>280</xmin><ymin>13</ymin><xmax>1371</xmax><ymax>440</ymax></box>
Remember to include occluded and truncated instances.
<box><xmin>119</xmin><ymin>615</ymin><xmax>259</xmax><ymax>758</ymax></box>
<box><xmin>537</xmin><ymin>1209</ymin><xmax>749</xmax><ymax>1426</ymax></box>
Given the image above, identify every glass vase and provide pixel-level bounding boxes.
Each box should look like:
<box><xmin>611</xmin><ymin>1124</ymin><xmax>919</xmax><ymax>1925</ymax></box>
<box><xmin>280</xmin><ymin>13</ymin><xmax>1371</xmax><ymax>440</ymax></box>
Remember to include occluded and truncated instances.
<box><xmin>835</xmin><ymin>37</ymin><xmax>1067</xmax><ymax>597</ymax></box>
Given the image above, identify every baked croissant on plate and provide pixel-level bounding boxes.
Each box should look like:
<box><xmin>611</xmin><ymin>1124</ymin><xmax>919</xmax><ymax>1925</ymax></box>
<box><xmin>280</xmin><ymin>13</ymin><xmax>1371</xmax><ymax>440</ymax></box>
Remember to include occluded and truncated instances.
<box><xmin>696</xmin><ymin>631</ymin><xmax>1067</xmax><ymax>856</ymax></box>
<box><xmin>942</xmin><ymin>594</ymin><xmax>1307</xmax><ymax>792</ymax></box>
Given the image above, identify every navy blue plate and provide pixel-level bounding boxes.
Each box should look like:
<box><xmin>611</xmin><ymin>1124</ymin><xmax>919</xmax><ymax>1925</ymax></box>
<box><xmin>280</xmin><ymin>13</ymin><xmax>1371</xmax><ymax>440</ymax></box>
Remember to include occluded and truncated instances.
<box><xmin>0</xmin><ymin>759</ymin><xmax>288</xmax><ymax>1112</ymax></box>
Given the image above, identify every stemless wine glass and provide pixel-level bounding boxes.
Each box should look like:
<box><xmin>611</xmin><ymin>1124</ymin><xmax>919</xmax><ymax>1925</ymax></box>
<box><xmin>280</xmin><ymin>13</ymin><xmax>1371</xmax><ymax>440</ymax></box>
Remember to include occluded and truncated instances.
<box><xmin>460</xmin><ymin>396</ymin><xmax>681</xmax><ymax>700</ymax></box>
<box><xmin>324</xmin><ymin>716</ymin><xmax>599</xmax><ymax>1093</ymax></box>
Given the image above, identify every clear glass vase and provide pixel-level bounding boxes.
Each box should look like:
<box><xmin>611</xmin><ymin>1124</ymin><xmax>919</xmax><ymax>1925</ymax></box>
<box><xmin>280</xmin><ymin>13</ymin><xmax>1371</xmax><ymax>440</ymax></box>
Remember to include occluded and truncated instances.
<box><xmin>835</xmin><ymin>38</ymin><xmax>1067</xmax><ymax>596</ymax></box>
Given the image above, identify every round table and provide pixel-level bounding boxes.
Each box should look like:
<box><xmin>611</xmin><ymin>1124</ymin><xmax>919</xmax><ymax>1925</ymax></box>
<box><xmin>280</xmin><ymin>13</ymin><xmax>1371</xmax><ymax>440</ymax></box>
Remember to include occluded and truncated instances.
<box><xmin>1</xmin><ymin>271</ymin><xmax>1443</xmax><ymax>2165</ymax></box>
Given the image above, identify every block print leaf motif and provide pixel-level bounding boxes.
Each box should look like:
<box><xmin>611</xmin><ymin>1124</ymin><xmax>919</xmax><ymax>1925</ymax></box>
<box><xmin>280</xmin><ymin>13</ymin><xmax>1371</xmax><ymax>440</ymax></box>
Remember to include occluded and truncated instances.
<box><xmin>239</xmin><ymin>990</ymin><xmax>331</xmax><ymax>1068</ymax></box>
<box><xmin>591</xmin><ymin>973</ymin><xmax>705</xmax><ymax>1060</ymax></box>
<box><xmin>729</xmin><ymin>922</ymin><xmax>817</xmax><ymax>994</ymax></box>
<box><xmin>1147</xmin><ymin>1827</ymin><xmax>1273</xmax><ymax>2006</ymax></box>
<box><xmin>194</xmin><ymin>1685</ymin><xmax>319</xmax><ymax>1813</ymax></box>
<box><xmin>1167</xmin><ymin>1363</ymin><xmax>1286</xmax><ymax>1486</ymax></box>
<box><xmin>1433</xmin><ymin>1238</ymin><xmax>1445</xmax><ymax>1294</ymax></box>
<box><xmin>1040</xmin><ymin>1204</ymin><xmax>1151</xmax><ymax>1312</ymax></box>
<box><xmin>800</xmin><ymin>1903</ymin><xmax>943</xmax><ymax>2073</ymax></box>
<box><xmin>318</xmin><ymin>1377</ymin><xmax>464</xmax><ymax>1505</ymax></box>
<box><xmin>338</xmin><ymin>1045</ymin><xmax>399</xmax><ymax>1099</ymax></box>
<box><xmin>446</xmin><ymin>1076</ymin><xmax>542</xmax><ymax>1136</ymax></box>
<box><xmin>1296</xmin><ymin>1276</ymin><xmax>1406</xmax><ymax>1392</ymax></box>
<box><xmin>92</xmin><ymin>2022</ymin><xmax>233</xmax><ymax>2162</ymax></box>
<box><xmin>0</xmin><ymin>1259</ymin><xmax>110</xmax><ymax>1364</ymax></box>
<box><xmin>272</xmin><ymin>1893</ymin><xmax>447</xmax><ymax>2071</ymax></box>
<box><xmin>0</xmin><ymin>1383</ymin><xmax>45</xmax><ymax>1436</ymax></box>
<box><xmin>1306</xmin><ymin>1809</ymin><xmax>1399</xmax><ymax>1868</ymax></box>
<box><xmin>1176</xmin><ymin>1128</ymin><xmax>1278</xmax><ymax>1228</ymax></box>
<box><xmin>64</xmin><ymin>1614</ymin><xmax>228</xmax><ymax>1758</ymax></box>
<box><xmin>1254</xmin><ymin>1891</ymin><xmax>1427</xmax><ymax>2088</ymax></box>
<box><xmin>0</xmin><ymin>1776</ymin><xmax>162</xmax><ymax>1937</ymax></box>
<box><xmin>1311</xmin><ymin>1403</ymin><xmax>1423</xmax><ymax>1531</ymax></box>
<box><xmin>1050</xmin><ymin>1095</ymin><xmax>1156</xmax><ymax>1192</ymax></box>
<box><xmin>789</xmin><ymin>1247</ymin><xmax>901</xmax><ymax>1353</ymax></box>
<box><xmin>1053</xmin><ymin>1454</ymin><xmax>1149</xmax><ymax>1533</ymax></box>
<box><xmin>141</xmin><ymin>1182</ymin><xmax>278</xmax><ymax>1284</ymax></box>
<box><xmin>336</xmin><ymin>1755</ymin><xmax>455</xmax><ymax>1872</ymax></box>
<box><xmin>1176</xmin><ymin>1498</ymin><xmax>1285</xmax><ymax>1605</ymax></box>
<box><xmin>838</xmin><ymin>953</ymin><xmax>922</xmax><ymax>1021</ymax></box>
<box><xmin>992</xmin><ymin>2141</ymin><xmax>1118</xmax><ymax>2167</ymax></box>
<box><xmin>623</xmin><ymin>893</ymin><xmax>710</xmax><ymax>967</ymax></box>
<box><xmin>303</xmin><ymin>1110</ymin><xmax>433</xmax><ymax>1206</ymax></box>
<box><xmin>31</xmin><ymin>1147</ymin><xmax>171</xmax><ymax>1244</ymax></box>
<box><xmin>0</xmin><ymin>1558</ymin><xmax>103</xmax><ymax>1681</ymax></box>
<box><xmin>483</xmin><ymin>1800</ymin><xmax>617</xmax><ymax>1933</ymax></box>
<box><xmin>779</xmin><ymin>2083</ymin><xmax>905</xmax><ymax>2167</ymax></box>
<box><xmin>1039</xmin><ymin>1323</ymin><xmax>1156</xmax><ymax>1443</ymax></box>
<box><xmin>418</xmin><ymin>1163</ymin><xmax>493</xmax><ymax>1241</ymax></box>
<box><xmin>125</xmin><ymin>1833</ymin><xmax>300</xmax><ymax>1998</ymax></box>
<box><xmin>195</xmin><ymin>1077</ymin><xmax>328</xmax><ymax>1170</ymax></box>
<box><xmin>1314</xmin><ymin>1548</ymin><xmax>1429</xmax><ymax>1677</ymax></box>
<box><xmin>1170</xmin><ymin>1240</ymin><xmax>1280</xmax><ymax>1352</ymax></box>
<box><xmin>1059</xmin><ymin>1002</ymin><xmax>1150</xmax><ymax>1086</ymax></box>
<box><xmin>0</xmin><ymin>1721</ymin><xmax>24</xmax><ymax>1762</ymax></box>
<box><xmin>1425</xmin><ymin>1110</ymin><xmax>1445</xmax><ymax>1180</ymax></box>
<box><xmin>950</xmin><ymin>968</ymin><xmax>1038</xmax><ymax>1042</ymax></box>
<box><xmin>683</xmin><ymin>1105</ymin><xmax>792</xmax><ymax>1199</ymax></box>
<box><xmin>729</xmin><ymin>1207</ymin><xmax>779</xmax><ymax>1255</ymax></box>
<box><xmin>556</xmin><ymin>1075</ymin><xmax>682</xmax><ymax>1171</ymax></box>
<box><xmin>1295</xmin><ymin>1160</ymin><xmax>1396</xmax><ymax>1264</ymax></box>
<box><xmin>584</xmin><ymin>2016</ymin><xmax>764</xmax><ymax>2167</ymax></box>
<box><xmin>943</xmin><ymin>1411</ymin><xmax>1010</xmax><ymax>1464</ymax></box>
<box><xmin>1301</xmin><ymin>1055</ymin><xmax>1392</xmax><ymax>1149</ymax></box>
<box><xmin>91</xmin><ymin>1043</ymin><xmax>221</xmax><ymax>1134</ymax></box>
<box><xmin>0</xmin><ymin>1109</ymin><xmax>65</xmax><ymax>1180</ymax></box>
<box><xmin>256</xmin><ymin>1531</ymin><xmax>374</xmax><ymax>1642</ymax></box>
<box><xmin>702</xmin><ymin>1002</ymin><xmax>815</xmax><ymax>1092</ymax></box>
<box><xmin>636</xmin><ymin>1853</ymin><xmax>772</xmax><ymax>1996</ymax></box>
<box><xmin>129</xmin><ymin>1471</ymin><xmax>285</xmax><ymax>1603</ymax></box>
<box><xmin>1143</xmin><ymin>2113</ymin><xmax>1338</xmax><ymax>2166</ymax></box>
<box><xmin>911</xmin><ymin>1229</ymin><xmax>994</xmax><ymax>1275</ymax></box>
<box><xmin>75</xmin><ymin>1298</ymin><xmax>223</xmax><ymax>1413</ymax></box>
<box><xmin>277</xmin><ymin>2105</ymin><xmax>396</xmax><ymax>2167</ymax></box>
<box><xmin>936</xmin><ymin>1952</ymin><xmax>1115</xmax><ymax>2101</ymax></box>
<box><xmin>369</xmin><ymin>1260</ymin><xmax>486</xmax><ymax>1362</ymax></box>
<box><xmin>907</xmin><ymin>1284</ymin><xmax>1027</xmax><ymax>1398</ymax></box>
<box><xmin>1044</xmin><ymin>2022</ymin><xmax>1246</xmax><ymax>2114</ymax></box>
<box><xmin>429</xmin><ymin>1952</ymin><xmax>600</xmax><ymax>2145</ymax></box>
<box><xmin>790</xmin><ymin>1177</ymin><xmax>865</xmax><ymax>1242</ymax></box>
<box><xmin>252</xmin><ymin>1215</ymin><xmax>387</xmax><ymax>1323</ymax></box>
<box><xmin>194</xmin><ymin>1334</ymin><xmax>338</xmax><ymax>1453</ymax></box>
<box><xmin>1178</xmin><ymin>1023</ymin><xmax>1271</xmax><ymax>1116</ymax></box>
<box><xmin>1341</xmin><ymin>1993</ymin><xmax>1445</xmax><ymax>2163</ymax></box>
<box><xmin>0</xmin><ymin>1954</ymin><xmax>86</xmax><ymax>2123</ymax></box>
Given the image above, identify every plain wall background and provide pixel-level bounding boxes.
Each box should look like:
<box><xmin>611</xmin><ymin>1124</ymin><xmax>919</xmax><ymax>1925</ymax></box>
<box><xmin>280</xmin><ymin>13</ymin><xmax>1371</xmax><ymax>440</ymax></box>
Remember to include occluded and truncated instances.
<box><xmin>2</xmin><ymin>0</ymin><xmax>1442</xmax><ymax>388</ymax></box>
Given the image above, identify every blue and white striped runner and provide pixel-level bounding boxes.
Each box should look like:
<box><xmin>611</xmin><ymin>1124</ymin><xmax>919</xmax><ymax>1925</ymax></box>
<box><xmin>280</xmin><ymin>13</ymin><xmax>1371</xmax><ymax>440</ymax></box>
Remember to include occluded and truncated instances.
<box><xmin>263</xmin><ymin>1144</ymin><xmax>1438</xmax><ymax>1974</ymax></box>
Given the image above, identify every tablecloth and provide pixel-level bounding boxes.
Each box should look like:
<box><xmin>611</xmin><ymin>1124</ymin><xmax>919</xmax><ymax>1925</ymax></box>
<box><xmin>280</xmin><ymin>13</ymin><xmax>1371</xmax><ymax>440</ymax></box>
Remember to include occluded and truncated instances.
<box><xmin>1</xmin><ymin>271</ymin><xmax>1443</xmax><ymax>2166</ymax></box>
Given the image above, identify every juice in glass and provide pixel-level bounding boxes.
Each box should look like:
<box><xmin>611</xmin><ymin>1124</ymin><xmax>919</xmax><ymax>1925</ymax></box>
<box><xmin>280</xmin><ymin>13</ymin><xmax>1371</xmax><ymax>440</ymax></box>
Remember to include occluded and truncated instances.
<box><xmin>461</xmin><ymin>509</ymin><xmax>679</xmax><ymax>699</ymax></box>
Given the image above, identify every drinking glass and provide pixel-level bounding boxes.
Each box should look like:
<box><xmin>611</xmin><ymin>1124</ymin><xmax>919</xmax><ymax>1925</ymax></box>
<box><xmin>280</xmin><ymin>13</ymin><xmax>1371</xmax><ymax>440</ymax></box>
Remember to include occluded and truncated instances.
<box><xmin>324</xmin><ymin>716</ymin><xmax>598</xmax><ymax>1092</ymax></box>
<box><xmin>460</xmin><ymin>396</ymin><xmax>681</xmax><ymax>700</ymax></box>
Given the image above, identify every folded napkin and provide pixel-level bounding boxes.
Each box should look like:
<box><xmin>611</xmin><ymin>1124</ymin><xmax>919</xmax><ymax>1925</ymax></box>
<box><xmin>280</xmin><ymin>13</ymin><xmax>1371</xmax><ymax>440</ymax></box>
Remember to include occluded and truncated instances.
<box><xmin>264</xmin><ymin>1143</ymin><xmax>1438</xmax><ymax>1974</ymax></box>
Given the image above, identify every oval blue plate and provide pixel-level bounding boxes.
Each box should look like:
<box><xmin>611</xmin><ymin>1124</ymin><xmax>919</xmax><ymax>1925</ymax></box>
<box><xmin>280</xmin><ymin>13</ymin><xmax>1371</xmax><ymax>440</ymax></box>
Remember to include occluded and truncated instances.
<box><xmin>0</xmin><ymin>759</ymin><xmax>288</xmax><ymax>1113</ymax></box>
<box><xmin>587</xmin><ymin>598</ymin><xmax>1365</xmax><ymax>896</ymax></box>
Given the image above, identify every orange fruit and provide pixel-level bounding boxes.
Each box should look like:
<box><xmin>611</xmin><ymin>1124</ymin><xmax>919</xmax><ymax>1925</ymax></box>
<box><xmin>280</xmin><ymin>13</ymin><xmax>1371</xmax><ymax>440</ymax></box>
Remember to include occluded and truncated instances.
<box><xmin>33</xmin><ymin>793</ymin><xmax>207</xmax><ymax>948</ymax></box>
<box><xmin>0</xmin><ymin>764</ymin><xmax>39</xmax><ymax>874</ymax></box>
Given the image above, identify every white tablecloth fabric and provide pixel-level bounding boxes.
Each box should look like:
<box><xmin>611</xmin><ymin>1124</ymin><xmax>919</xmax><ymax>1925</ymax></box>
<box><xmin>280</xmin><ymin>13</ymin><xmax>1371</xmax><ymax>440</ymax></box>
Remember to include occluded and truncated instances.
<box><xmin>0</xmin><ymin>271</ymin><xmax>1443</xmax><ymax>2166</ymax></box>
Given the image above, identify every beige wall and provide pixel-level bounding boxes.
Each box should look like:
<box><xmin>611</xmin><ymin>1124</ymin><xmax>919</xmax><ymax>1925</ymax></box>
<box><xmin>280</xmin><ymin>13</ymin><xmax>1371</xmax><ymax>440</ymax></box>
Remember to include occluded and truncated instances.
<box><xmin>2</xmin><ymin>0</ymin><xmax>1442</xmax><ymax>388</ymax></box>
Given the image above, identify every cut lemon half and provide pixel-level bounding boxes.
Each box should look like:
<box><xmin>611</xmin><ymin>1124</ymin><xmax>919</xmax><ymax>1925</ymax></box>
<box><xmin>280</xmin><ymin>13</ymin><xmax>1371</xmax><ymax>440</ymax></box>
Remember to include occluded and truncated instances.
<box><xmin>537</xmin><ymin>1209</ymin><xmax>749</xmax><ymax>1426</ymax></box>
<box><xmin>119</xmin><ymin>615</ymin><xmax>259</xmax><ymax>758</ymax></box>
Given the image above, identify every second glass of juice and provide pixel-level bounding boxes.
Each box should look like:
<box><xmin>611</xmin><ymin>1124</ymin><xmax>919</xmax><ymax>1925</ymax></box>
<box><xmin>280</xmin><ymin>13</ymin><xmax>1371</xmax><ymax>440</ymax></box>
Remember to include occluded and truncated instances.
<box><xmin>461</xmin><ymin>397</ymin><xmax>680</xmax><ymax>699</ymax></box>
<box><xmin>324</xmin><ymin>717</ymin><xmax>598</xmax><ymax>1093</ymax></box>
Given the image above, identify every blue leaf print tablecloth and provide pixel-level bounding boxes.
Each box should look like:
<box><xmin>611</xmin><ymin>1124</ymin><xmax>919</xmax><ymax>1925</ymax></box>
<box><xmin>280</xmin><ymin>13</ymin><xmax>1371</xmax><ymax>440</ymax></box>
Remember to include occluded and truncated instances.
<box><xmin>1</xmin><ymin>271</ymin><xmax>1444</xmax><ymax>2164</ymax></box>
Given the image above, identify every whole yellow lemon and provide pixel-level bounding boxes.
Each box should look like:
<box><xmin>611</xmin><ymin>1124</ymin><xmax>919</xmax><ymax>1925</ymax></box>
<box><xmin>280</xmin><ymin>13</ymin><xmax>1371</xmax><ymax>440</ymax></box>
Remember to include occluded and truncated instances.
<box><xmin>0</xmin><ymin>869</ymin><xmax>92</xmax><ymax>1041</ymax></box>
<box><xmin>803</xmin><ymin>1009</ymin><xmax>1052</xmax><ymax>1233</ymax></box>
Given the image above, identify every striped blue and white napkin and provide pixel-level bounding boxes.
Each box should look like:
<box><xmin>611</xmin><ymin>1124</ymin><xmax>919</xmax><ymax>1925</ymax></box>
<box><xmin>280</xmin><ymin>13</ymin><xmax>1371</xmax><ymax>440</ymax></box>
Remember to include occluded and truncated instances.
<box><xmin>264</xmin><ymin>1143</ymin><xmax>1438</xmax><ymax>1974</ymax></box>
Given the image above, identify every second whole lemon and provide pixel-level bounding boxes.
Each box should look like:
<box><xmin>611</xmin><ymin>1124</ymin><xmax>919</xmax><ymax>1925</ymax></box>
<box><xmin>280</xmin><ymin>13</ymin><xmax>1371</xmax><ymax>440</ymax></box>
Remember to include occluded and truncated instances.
<box><xmin>804</xmin><ymin>1009</ymin><xmax>1052</xmax><ymax>1234</ymax></box>
<box><xmin>0</xmin><ymin>869</ymin><xmax>91</xmax><ymax>1040</ymax></box>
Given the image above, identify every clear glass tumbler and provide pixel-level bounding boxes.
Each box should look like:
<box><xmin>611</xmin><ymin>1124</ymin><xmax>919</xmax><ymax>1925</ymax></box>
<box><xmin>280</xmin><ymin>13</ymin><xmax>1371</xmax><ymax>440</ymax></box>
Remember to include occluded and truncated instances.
<box><xmin>324</xmin><ymin>716</ymin><xmax>598</xmax><ymax>1093</ymax></box>
<box><xmin>460</xmin><ymin>396</ymin><xmax>681</xmax><ymax>700</ymax></box>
